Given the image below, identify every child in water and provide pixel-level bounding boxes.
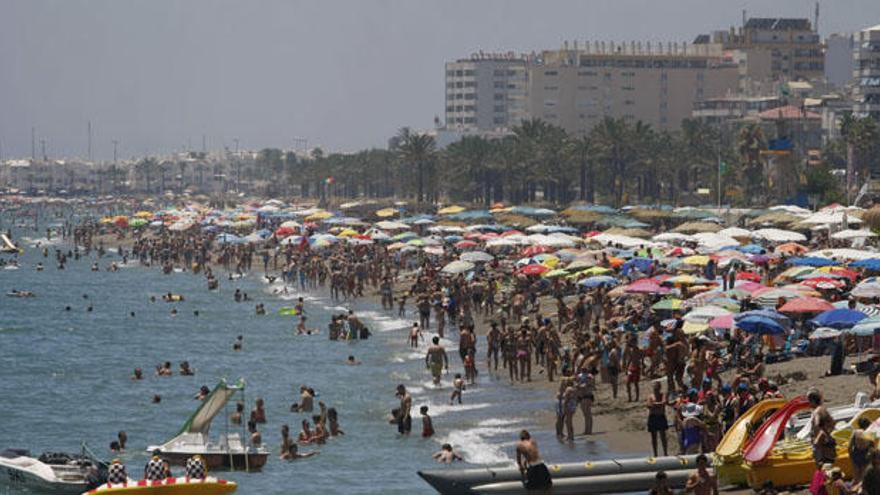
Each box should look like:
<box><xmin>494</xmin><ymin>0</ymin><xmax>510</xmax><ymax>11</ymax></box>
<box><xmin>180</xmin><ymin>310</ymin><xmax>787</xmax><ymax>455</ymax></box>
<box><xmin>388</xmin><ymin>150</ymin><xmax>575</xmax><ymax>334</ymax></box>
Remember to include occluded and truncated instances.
<box><xmin>421</xmin><ymin>406</ymin><xmax>434</xmax><ymax>438</ymax></box>
<box><xmin>450</xmin><ymin>374</ymin><xmax>465</xmax><ymax>405</ymax></box>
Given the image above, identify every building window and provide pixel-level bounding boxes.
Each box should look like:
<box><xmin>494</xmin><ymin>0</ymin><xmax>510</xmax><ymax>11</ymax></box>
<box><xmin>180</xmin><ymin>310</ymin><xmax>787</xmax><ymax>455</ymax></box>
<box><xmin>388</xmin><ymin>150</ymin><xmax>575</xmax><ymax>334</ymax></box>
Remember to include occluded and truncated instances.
<box><xmin>464</xmin><ymin>70</ymin><xmax>475</xmax><ymax>76</ymax></box>
<box><xmin>464</xmin><ymin>81</ymin><xmax>477</xmax><ymax>88</ymax></box>
<box><xmin>544</xmin><ymin>113</ymin><xmax>558</xmax><ymax>119</ymax></box>
<box><xmin>494</xmin><ymin>93</ymin><xmax>505</xmax><ymax>100</ymax></box>
<box><xmin>464</xmin><ymin>93</ymin><xmax>476</xmax><ymax>100</ymax></box>
<box><xmin>544</xmin><ymin>100</ymin><xmax>557</xmax><ymax>107</ymax></box>
<box><xmin>494</xmin><ymin>81</ymin><xmax>505</xmax><ymax>88</ymax></box>
<box><xmin>578</xmin><ymin>71</ymin><xmax>597</xmax><ymax>77</ymax></box>
<box><xmin>544</xmin><ymin>70</ymin><xmax>558</xmax><ymax>76</ymax></box>
<box><xmin>493</xmin><ymin>69</ymin><xmax>505</xmax><ymax>76</ymax></box>
<box><xmin>464</xmin><ymin>117</ymin><xmax>476</xmax><ymax>123</ymax></box>
<box><xmin>446</xmin><ymin>106</ymin><xmax>454</xmax><ymax>112</ymax></box>
<box><xmin>494</xmin><ymin>105</ymin><xmax>505</xmax><ymax>112</ymax></box>
<box><xmin>493</xmin><ymin>117</ymin><xmax>506</xmax><ymax>124</ymax></box>
<box><xmin>544</xmin><ymin>86</ymin><xmax>559</xmax><ymax>91</ymax></box>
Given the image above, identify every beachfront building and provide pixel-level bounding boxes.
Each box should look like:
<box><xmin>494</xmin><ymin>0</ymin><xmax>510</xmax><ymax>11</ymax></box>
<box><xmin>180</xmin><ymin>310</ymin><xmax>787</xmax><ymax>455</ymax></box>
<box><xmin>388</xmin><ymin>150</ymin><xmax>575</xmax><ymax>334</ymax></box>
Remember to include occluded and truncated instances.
<box><xmin>853</xmin><ymin>24</ymin><xmax>880</xmax><ymax>120</ymax></box>
<box><xmin>695</xmin><ymin>17</ymin><xmax>824</xmax><ymax>83</ymax></box>
<box><xmin>526</xmin><ymin>42</ymin><xmax>739</xmax><ymax>135</ymax></box>
<box><xmin>444</xmin><ymin>54</ymin><xmax>529</xmax><ymax>131</ymax></box>
<box><xmin>692</xmin><ymin>95</ymin><xmax>784</xmax><ymax>125</ymax></box>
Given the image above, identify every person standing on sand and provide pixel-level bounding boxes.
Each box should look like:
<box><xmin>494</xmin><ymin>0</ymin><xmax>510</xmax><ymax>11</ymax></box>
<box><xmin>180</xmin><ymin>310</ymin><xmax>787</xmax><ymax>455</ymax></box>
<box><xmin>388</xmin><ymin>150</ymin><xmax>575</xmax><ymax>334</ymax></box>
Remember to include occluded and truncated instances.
<box><xmin>647</xmin><ymin>381</ymin><xmax>671</xmax><ymax>457</ymax></box>
<box><xmin>487</xmin><ymin>322</ymin><xmax>501</xmax><ymax>372</ymax></box>
<box><xmin>623</xmin><ymin>334</ymin><xmax>643</xmax><ymax>402</ymax></box>
<box><xmin>425</xmin><ymin>336</ymin><xmax>449</xmax><ymax>386</ymax></box>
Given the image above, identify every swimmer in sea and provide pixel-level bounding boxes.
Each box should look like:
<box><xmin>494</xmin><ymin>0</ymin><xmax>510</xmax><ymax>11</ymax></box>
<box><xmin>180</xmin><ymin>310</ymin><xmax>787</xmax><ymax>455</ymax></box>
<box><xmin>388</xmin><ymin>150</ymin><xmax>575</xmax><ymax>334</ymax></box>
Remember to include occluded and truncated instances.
<box><xmin>230</xmin><ymin>402</ymin><xmax>244</xmax><ymax>425</ymax></box>
<box><xmin>179</xmin><ymin>361</ymin><xmax>194</xmax><ymax>376</ymax></box>
<box><xmin>152</xmin><ymin>395</ymin><xmax>162</xmax><ymax>404</ymax></box>
<box><xmin>281</xmin><ymin>443</ymin><xmax>319</xmax><ymax>460</ymax></box>
<box><xmin>195</xmin><ymin>385</ymin><xmax>210</xmax><ymax>400</ymax></box>
<box><xmin>233</xmin><ymin>335</ymin><xmax>243</xmax><ymax>351</ymax></box>
<box><xmin>157</xmin><ymin>362</ymin><xmax>173</xmax><ymax>376</ymax></box>
<box><xmin>346</xmin><ymin>355</ymin><xmax>361</xmax><ymax>365</ymax></box>
<box><xmin>132</xmin><ymin>368</ymin><xmax>143</xmax><ymax>380</ymax></box>
<box><xmin>432</xmin><ymin>444</ymin><xmax>462</xmax><ymax>463</ymax></box>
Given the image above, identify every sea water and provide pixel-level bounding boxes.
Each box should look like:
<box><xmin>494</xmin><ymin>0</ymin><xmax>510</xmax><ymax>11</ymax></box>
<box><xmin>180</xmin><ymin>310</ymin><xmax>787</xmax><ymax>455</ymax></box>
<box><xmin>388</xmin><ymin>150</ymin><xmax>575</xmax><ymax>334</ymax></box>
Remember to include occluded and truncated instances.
<box><xmin>0</xmin><ymin>217</ymin><xmax>612</xmax><ymax>494</ymax></box>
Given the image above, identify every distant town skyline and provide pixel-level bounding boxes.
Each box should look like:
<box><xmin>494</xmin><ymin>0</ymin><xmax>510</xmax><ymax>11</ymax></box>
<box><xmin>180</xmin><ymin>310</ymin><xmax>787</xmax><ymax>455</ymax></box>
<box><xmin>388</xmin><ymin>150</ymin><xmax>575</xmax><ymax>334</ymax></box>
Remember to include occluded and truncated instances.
<box><xmin>0</xmin><ymin>0</ymin><xmax>878</xmax><ymax>161</ymax></box>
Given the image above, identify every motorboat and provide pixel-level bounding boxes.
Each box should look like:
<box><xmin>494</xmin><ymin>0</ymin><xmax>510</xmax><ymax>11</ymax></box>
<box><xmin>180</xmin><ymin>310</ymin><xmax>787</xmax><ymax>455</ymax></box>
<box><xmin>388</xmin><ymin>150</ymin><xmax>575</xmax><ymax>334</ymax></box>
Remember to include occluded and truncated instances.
<box><xmin>84</xmin><ymin>476</ymin><xmax>237</xmax><ymax>495</ymax></box>
<box><xmin>146</xmin><ymin>379</ymin><xmax>268</xmax><ymax>471</ymax></box>
<box><xmin>0</xmin><ymin>446</ymin><xmax>106</xmax><ymax>494</ymax></box>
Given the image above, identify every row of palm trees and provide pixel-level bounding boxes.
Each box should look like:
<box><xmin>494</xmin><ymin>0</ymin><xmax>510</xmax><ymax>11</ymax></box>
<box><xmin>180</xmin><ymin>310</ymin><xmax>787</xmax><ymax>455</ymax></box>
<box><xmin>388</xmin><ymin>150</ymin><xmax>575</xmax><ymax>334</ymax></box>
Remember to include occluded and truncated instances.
<box><xmin>111</xmin><ymin>114</ymin><xmax>878</xmax><ymax>208</ymax></box>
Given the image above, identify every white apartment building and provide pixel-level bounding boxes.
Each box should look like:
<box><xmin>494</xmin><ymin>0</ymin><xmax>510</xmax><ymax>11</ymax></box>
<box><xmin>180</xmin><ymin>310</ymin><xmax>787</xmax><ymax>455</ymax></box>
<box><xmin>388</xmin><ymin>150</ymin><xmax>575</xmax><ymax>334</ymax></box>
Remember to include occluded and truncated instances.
<box><xmin>854</xmin><ymin>24</ymin><xmax>880</xmax><ymax>120</ymax></box>
<box><xmin>445</xmin><ymin>54</ymin><xmax>529</xmax><ymax>131</ymax></box>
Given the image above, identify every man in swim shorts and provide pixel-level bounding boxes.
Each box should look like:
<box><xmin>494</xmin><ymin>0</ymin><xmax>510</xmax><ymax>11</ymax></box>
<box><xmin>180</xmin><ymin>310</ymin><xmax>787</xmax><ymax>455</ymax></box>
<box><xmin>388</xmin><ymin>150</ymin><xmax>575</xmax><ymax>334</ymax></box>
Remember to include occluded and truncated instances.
<box><xmin>425</xmin><ymin>336</ymin><xmax>449</xmax><ymax>386</ymax></box>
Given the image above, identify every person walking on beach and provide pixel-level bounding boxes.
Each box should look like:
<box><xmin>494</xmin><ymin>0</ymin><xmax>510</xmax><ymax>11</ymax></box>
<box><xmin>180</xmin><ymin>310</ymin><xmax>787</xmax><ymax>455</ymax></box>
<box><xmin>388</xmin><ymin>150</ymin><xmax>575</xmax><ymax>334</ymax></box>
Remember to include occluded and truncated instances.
<box><xmin>426</xmin><ymin>336</ymin><xmax>449</xmax><ymax>386</ymax></box>
<box><xmin>623</xmin><ymin>334</ymin><xmax>643</xmax><ymax>402</ymax></box>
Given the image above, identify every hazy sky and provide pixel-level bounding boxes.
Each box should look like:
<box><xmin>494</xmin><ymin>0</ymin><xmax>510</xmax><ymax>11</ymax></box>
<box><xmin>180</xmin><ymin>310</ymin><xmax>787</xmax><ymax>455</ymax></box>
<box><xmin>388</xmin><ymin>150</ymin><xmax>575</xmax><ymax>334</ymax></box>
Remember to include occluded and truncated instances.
<box><xmin>0</xmin><ymin>0</ymin><xmax>876</xmax><ymax>160</ymax></box>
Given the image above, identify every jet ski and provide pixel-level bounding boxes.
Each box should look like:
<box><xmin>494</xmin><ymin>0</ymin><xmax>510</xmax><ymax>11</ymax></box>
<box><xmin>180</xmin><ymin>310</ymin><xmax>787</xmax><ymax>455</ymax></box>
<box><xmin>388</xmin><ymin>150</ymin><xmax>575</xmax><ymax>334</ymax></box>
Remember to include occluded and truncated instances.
<box><xmin>0</xmin><ymin>447</ymin><xmax>106</xmax><ymax>494</ymax></box>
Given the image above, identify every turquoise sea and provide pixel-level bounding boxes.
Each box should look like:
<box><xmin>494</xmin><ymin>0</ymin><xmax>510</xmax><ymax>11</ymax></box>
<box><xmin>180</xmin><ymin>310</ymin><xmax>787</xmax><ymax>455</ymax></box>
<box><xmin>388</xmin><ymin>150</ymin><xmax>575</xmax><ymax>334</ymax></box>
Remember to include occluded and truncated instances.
<box><xmin>0</xmin><ymin>211</ymin><xmax>611</xmax><ymax>494</ymax></box>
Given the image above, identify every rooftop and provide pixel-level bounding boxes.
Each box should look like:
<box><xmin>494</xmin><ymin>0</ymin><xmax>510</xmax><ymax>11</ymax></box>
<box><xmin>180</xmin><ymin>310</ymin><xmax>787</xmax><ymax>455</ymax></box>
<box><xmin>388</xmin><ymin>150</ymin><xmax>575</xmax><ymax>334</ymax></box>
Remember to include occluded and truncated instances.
<box><xmin>756</xmin><ymin>105</ymin><xmax>820</xmax><ymax>120</ymax></box>
<box><xmin>744</xmin><ymin>18</ymin><xmax>812</xmax><ymax>31</ymax></box>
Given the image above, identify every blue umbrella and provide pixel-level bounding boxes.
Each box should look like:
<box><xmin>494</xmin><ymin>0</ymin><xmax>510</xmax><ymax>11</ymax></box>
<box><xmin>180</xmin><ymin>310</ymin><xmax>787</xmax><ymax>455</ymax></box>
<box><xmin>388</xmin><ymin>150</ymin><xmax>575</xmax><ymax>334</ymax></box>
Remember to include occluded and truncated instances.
<box><xmin>811</xmin><ymin>308</ymin><xmax>868</xmax><ymax>329</ymax></box>
<box><xmin>216</xmin><ymin>233</ymin><xmax>242</xmax><ymax>244</ymax></box>
<box><xmin>785</xmin><ymin>256</ymin><xmax>837</xmax><ymax>267</ymax></box>
<box><xmin>579</xmin><ymin>276</ymin><xmax>619</xmax><ymax>288</ymax></box>
<box><xmin>736</xmin><ymin>315</ymin><xmax>786</xmax><ymax>335</ymax></box>
<box><xmin>572</xmin><ymin>204</ymin><xmax>617</xmax><ymax>214</ymax></box>
<box><xmin>735</xmin><ymin>309</ymin><xmax>791</xmax><ymax>328</ymax></box>
<box><xmin>444</xmin><ymin>235</ymin><xmax>463</xmax><ymax>242</ymax></box>
<box><xmin>621</xmin><ymin>257</ymin><xmax>654</xmax><ymax>277</ymax></box>
<box><xmin>736</xmin><ymin>244</ymin><xmax>766</xmax><ymax>255</ymax></box>
<box><xmin>850</xmin><ymin>259</ymin><xmax>880</xmax><ymax>271</ymax></box>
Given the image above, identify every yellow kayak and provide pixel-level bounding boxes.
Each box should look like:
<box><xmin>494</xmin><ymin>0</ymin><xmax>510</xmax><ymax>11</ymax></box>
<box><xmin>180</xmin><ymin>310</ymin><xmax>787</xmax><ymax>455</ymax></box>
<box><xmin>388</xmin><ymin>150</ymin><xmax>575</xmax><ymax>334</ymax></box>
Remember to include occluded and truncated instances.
<box><xmin>84</xmin><ymin>477</ymin><xmax>236</xmax><ymax>495</ymax></box>
<box><xmin>714</xmin><ymin>398</ymin><xmax>785</xmax><ymax>486</ymax></box>
<box><xmin>745</xmin><ymin>408</ymin><xmax>880</xmax><ymax>489</ymax></box>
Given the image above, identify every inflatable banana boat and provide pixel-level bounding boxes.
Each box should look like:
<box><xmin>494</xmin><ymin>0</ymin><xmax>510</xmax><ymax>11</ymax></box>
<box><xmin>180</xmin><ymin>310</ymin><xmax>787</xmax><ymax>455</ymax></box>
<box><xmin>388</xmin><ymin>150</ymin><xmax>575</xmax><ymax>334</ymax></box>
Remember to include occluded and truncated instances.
<box><xmin>84</xmin><ymin>477</ymin><xmax>236</xmax><ymax>495</ymax></box>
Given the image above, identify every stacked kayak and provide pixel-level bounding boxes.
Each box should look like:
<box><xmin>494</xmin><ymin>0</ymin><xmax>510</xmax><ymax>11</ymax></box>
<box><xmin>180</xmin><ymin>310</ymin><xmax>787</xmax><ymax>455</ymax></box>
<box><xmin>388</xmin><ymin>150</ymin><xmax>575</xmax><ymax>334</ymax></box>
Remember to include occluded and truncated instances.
<box><xmin>714</xmin><ymin>398</ymin><xmax>785</xmax><ymax>486</ymax></box>
<box><xmin>83</xmin><ymin>477</ymin><xmax>236</xmax><ymax>495</ymax></box>
<box><xmin>743</xmin><ymin>396</ymin><xmax>880</xmax><ymax>489</ymax></box>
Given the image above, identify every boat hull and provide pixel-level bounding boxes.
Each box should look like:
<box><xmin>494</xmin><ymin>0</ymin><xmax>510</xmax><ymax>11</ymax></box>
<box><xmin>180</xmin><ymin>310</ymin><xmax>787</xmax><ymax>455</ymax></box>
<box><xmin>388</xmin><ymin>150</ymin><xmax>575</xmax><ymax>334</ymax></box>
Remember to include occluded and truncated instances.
<box><xmin>86</xmin><ymin>478</ymin><xmax>237</xmax><ymax>495</ymax></box>
<box><xmin>0</xmin><ymin>464</ymin><xmax>86</xmax><ymax>495</ymax></box>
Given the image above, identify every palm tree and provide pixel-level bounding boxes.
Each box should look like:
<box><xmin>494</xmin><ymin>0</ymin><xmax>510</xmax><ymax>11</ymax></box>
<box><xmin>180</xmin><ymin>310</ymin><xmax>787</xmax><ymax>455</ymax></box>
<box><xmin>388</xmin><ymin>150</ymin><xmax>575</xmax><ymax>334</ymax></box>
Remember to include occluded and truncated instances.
<box><xmin>444</xmin><ymin>135</ymin><xmax>493</xmax><ymax>204</ymax></box>
<box><xmin>395</xmin><ymin>128</ymin><xmax>436</xmax><ymax>203</ymax></box>
<box><xmin>590</xmin><ymin>117</ymin><xmax>639</xmax><ymax>207</ymax></box>
<box><xmin>737</xmin><ymin>123</ymin><xmax>767</xmax><ymax>203</ymax></box>
<box><xmin>566</xmin><ymin>136</ymin><xmax>595</xmax><ymax>202</ymax></box>
<box><xmin>177</xmin><ymin>161</ymin><xmax>188</xmax><ymax>193</ymax></box>
<box><xmin>158</xmin><ymin>161</ymin><xmax>171</xmax><ymax>193</ymax></box>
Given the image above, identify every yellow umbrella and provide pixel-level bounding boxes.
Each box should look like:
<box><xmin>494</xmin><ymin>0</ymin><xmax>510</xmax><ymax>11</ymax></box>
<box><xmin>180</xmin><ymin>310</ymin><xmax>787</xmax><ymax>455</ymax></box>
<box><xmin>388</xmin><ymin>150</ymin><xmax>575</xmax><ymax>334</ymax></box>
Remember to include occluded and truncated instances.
<box><xmin>816</xmin><ymin>266</ymin><xmax>845</xmax><ymax>273</ymax></box>
<box><xmin>376</xmin><ymin>208</ymin><xmax>397</xmax><ymax>218</ymax></box>
<box><xmin>683</xmin><ymin>321</ymin><xmax>709</xmax><ymax>334</ymax></box>
<box><xmin>305</xmin><ymin>211</ymin><xmax>333</xmax><ymax>221</ymax></box>
<box><xmin>438</xmin><ymin>205</ymin><xmax>466</xmax><ymax>215</ymax></box>
<box><xmin>99</xmin><ymin>217</ymin><xmax>114</xmax><ymax>224</ymax></box>
<box><xmin>579</xmin><ymin>266</ymin><xmax>610</xmax><ymax>276</ymax></box>
<box><xmin>682</xmin><ymin>255</ymin><xmax>711</xmax><ymax>266</ymax></box>
<box><xmin>338</xmin><ymin>229</ymin><xmax>359</xmax><ymax>238</ymax></box>
<box><xmin>134</xmin><ymin>211</ymin><xmax>153</xmax><ymax>218</ymax></box>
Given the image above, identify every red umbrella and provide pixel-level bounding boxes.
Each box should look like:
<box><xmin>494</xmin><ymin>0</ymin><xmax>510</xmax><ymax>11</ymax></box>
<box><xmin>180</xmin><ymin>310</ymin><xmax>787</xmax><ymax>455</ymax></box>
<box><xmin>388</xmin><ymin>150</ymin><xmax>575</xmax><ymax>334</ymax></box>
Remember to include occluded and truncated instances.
<box><xmin>733</xmin><ymin>281</ymin><xmax>765</xmax><ymax>293</ymax></box>
<box><xmin>583</xmin><ymin>230</ymin><xmax>602</xmax><ymax>238</ymax></box>
<box><xmin>114</xmin><ymin>217</ymin><xmax>129</xmax><ymax>228</ymax></box>
<box><xmin>825</xmin><ymin>268</ymin><xmax>859</xmax><ymax>282</ymax></box>
<box><xmin>455</xmin><ymin>240</ymin><xmax>478</xmax><ymax>249</ymax></box>
<box><xmin>479</xmin><ymin>233</ymin><xmax>500</xmax><ymax>240</ymax></box>
<box><xmin>518</xmin><ymin>264</ymin><xmax>549</xmax><ymax>276</ymax></box>
<box><xmin>736</xmin><ymin>272</ymin><xmax>762</xmax><ymax>282</ymax></box>
<box><xmin>625</xmin><ymin>278</ymin><xmax>668</xmax><ymax>294</ymax></box>
<box><xmin>275</xmin><ymin>226</ymin><xmax>295</xmax><ymax>237</ymax></box>
<box><xmin>522</xmin><ymin>245</ymin><xmax>551</xmax><ymax>256</ymax></box>
<box><xmin>464</xmin><ymin>232</ymin><xmax>483</xmax><ymax>240</ymax></box>
<box><xmin>778</xmin><ymin>297</ymin><xmax>834</xmax><ymax>314</ymax></box>
<box><xmin>501</xmin><ymin>230</ymin><xmax>523</xmax><ymax>237</ymax></box>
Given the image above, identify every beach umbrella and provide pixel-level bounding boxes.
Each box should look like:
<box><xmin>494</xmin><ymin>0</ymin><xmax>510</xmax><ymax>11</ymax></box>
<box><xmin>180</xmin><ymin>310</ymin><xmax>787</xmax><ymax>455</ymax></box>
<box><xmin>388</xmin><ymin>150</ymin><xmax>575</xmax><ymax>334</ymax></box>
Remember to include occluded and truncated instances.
<box><xmin>708</xmin><ymin>314</ymin><xmax>734</xmax><ymax>330</ymax></box>
<box><xmin>134</xmin><ymin>210</ymin><xmax>153</xmax><ymax>219</ymax></box>
<box><xmin>275</xmin><ymin>226</ymin><xmax>296</xmax><ymax>237</ymax></box>
<box><xmin>735</xmin><ymin>271</ymin><xmax>762</xmax><ymax>282</ymax></box>
<box><xmin>663</xmin><ymin>275</ymin><xmax>711</xmax><ymax>286</ymax></box>
<box><xmin>304</xmin><ymin>210</ymin><xmax>334</xmax><ymax>221</ymax></box>
<box><xmin>454</xmin><ymin>240</ymin><xmax>479</xmax><ymax>249</ymax></box>
<box><xmin>438</xmin><ymin>205</ymin><xmax>466</xmax><ymax>215</ymax></box>
<box><xmin>518</xmin><ymin>264</ymin><xmax>549</xmax><ymax>276</ymax></box>
<box><xmin>534</xmin><ymin>254</ymin><xmax>560</xmax><ymax>267</ymax></box>
<box><xmin>621</xmin><ymin>257</ymin><xmax>654</xmax><ymax>277</ymax></box>
<box><xmin>391</xmin><ymin>231</ymin><xmax>418</xmax><ymax>241</ymax></box>
<box><xmin>848</xmin><ymin>317</ymin><xmax>880</xmax><ymax>337</ymax></box>
<box><xmin>852</xmin><ymin>280</ymin><xmax>880</xmax><ymax>298</ymax></box>
<box><xmin>685</xmin><ymin>305</ymin><xmax>733</xmax><ymax>321</ymax></box>
<box><xmin>579</xmin><ymin>266</ymin><xmax>611</xmax><ymax>276</ymax></box>
<box><xmin>460</xmin><ymin>251</ymin><xmax>493</xmax><ymax>263</ymax></box>
<box><xmin>129</xmin><ymin>218</ymin><xmax>148</xmax><ymax>228</ymax></box>
<box><xmin>775</xmin><ymin>242</ymin><xmax>809</xmax><ymax>255</ymax></box>
<box><xmin>818</xmin><ymin>267</ymin><xmax>859</xmax><ymax>282</ymax></box>
<box><xmin>736</xmin><ymin>244</ymin><xmax>766</xmax><ymax>255</ymax></box>
<box><xmin>811</xmin><ymin>308</ymin><xmax>868</xmax><ymax>329</ymax></box>
<box><xmin>800</xmin><ymin>277</ymin><xmax>845</xmax><ymax>290</ymax></box>
<box><xmin>375</xmin><ymin>208</ymin><xmax>398</xmax><ymax>218</ymax></box>
<box><xmin>652</xmin><ymin>298</ymin><xmax>683</xmax><ymax>311</ymax></box>
<box><xmin>578</xmin><ymin>275</ymin><xmax>619</xmax><ymax>288</ymax></box>
<box><xmin>406</xmin><ymin>238</ymin><xmax>426</xmax><ymax>247</ymax></box>
<box><xmin>735</xmin><ymin>309</ymin><xmax>791</xmax><ymax>327</ymax></box>
<box><xmin>542</xmin><ymin>269</ymin><xmax>569</xmax><ymax>278</ymax></box>
<box><xmin>682</xmin><ymin>255</ymin><xmax>711</xmax><ymax>266</ymax></box>
<box><xmin>375</xmin><ymin>220</ymin><xmax>409</xmax><ymax>230</ymax></box>
<box><xmin>810</xmin><ymin>327</ymin><xmax>842</xmax><ymax>340</ymax></box>
<box><xmin>522</xmin><ymin>245</ymin><xmax>552</xmax><ymax>256</ymax></box>
<box><xmin>850</xmin><ymin>259</ymin><xmax>880</xmax><ymax>271</ymax></box>
<box><xmin>778</xmin><ymin>297</ymin><xmax>834</xmax><ymax>314</ymax></box>
<box><xmin>831</xmin><ymin>229</ymin><xmax>876</xmax><ymax>240</ymax></box>
<box><xmin>752</xmin><ymin>228</ymin><xmax>807</xmax><ymax>243</ymax></box>
<box><xmin>441</xmin><ymin>260</ymin><xmax>475</xmax><ymax>275</ymax></box>
<box><xmin>785</xmin><ymin>256</ymin><xmax>836</xmax><ymax>267</ymax></box>
<box><xmin>831</xmin><ymin>301</ymin><xmax>880</xmax><ymax>317</ymax></box>
<box><xmin>625</xmin><ymin>279</ymin><xmax>667</xmax><ymax>294</ymax></box>
<box><xmin>736</xmin><ymin>315</ymin><xmax>786</xmax><ymax>335</ymax></box>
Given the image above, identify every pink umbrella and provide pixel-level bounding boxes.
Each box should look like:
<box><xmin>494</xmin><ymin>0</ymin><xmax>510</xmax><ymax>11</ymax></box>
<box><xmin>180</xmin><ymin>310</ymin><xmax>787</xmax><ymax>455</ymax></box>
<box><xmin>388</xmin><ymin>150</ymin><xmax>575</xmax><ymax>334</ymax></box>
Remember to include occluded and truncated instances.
<box><xmin>709</xmin><ymin>314</ymin><xmax>734</xmax><ymax>329</ymax></box>
<box><xmin>734</xmin><ymin>281</ymin><xmax>765</xmax><ymax>293</ymax></box>
<box><xmin>625</xmin><ymin>278</ymin><xmax>668</xmax><ymax>294</ymax></box>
